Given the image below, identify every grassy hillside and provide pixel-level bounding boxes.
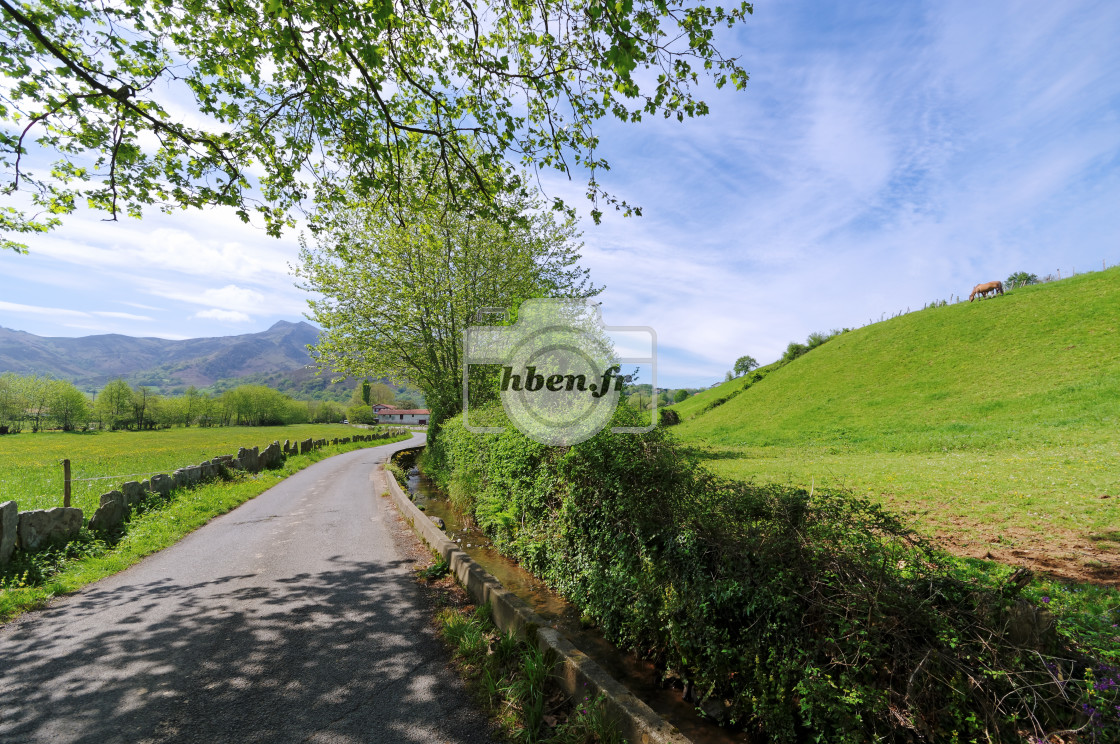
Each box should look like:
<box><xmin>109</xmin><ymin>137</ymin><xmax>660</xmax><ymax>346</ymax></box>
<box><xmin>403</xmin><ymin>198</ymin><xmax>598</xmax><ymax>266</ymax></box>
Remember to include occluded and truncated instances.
<box><xmin>675</xmin><ymin>268</ymin><xmax>1120</xmax><ymax>580</ymax></box>
<box><xmin>667</xmin><ymin>360</ymin><xmax>784</xmax><ymax>421</ymax></box>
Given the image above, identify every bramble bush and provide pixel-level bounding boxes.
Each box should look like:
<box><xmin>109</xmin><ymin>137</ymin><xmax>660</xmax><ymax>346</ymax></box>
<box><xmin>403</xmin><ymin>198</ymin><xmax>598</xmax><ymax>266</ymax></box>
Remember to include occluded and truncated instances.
<box><xmin>424</xmin><ymin>406</ymin><xmax>1119</xmax><ymax>743</ymax></box>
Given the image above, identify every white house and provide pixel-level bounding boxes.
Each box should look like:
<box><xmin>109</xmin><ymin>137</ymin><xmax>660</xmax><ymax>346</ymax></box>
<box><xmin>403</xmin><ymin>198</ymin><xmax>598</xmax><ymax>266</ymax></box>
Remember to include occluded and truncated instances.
<box><xmin>376</xmin><ymin>408</ymin><xmax>429</xmax><ymax>425</ymax></box>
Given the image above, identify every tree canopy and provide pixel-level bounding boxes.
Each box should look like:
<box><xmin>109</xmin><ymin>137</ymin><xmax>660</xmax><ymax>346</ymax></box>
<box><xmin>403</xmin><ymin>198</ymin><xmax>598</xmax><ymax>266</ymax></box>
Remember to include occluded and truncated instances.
<box><xmin>295</xmin><ymin>181</ymin><xmax>599</xmax><ymax>427</ymax></box>
<box><xmin>733</xmin><ymin>354</ymin><xmax>757</xmax><ymax>376</ymax></box>
<box><xmin>0</xmin><ymin>0</ymin><xmax>753</xmax><ymax>252</ymax></box>
<box><xmin>1006</xmin><ymin>271</ymin><xmax>1040</xmax><ymax>287</ymax></box>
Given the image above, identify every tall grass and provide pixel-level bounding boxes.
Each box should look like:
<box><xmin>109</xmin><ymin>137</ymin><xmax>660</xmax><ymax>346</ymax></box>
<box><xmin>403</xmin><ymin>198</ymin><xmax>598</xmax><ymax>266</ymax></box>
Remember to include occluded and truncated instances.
<box><xmin>434</xmin><ymin>601</ymin><xmax>623</xmax><ymax>744</ymax></box>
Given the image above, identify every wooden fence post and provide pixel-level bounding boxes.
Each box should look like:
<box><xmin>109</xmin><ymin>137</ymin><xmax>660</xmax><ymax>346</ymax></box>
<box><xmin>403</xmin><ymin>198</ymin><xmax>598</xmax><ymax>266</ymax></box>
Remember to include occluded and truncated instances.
<box><xmin>61</xmin><ymin>459</ymin><xmax>71</xmax><ymax>508</ymax></box>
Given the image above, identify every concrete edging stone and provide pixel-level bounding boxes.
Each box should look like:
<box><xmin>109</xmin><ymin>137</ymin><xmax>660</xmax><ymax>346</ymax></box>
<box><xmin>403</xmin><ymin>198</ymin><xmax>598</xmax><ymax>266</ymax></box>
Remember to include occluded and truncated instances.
<box><xmin>383</xmin><ymin>452</ymin><xmax>691</xmax><ymax>744</ymax></box>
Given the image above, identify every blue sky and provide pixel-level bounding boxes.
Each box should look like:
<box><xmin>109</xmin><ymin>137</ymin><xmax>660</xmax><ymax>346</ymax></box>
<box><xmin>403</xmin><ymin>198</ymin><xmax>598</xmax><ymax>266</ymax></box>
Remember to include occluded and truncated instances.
<box><xmin>2</xmin><ymin>0</ymin><xmax>1118</xmax><ymax>388</ymax></box>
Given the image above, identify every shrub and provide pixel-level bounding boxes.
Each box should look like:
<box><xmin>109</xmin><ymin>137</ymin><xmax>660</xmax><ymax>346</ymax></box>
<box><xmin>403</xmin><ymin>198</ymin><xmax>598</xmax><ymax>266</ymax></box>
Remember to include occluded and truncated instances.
<box><xmin>781</xmin><ymin>341</ymin><xmax>809</xmax><ymax>363</ymax></box>
<box><xmin>425</xmin><ymin>407</ymin><xmax>1118</xmax><ymax>743</ymax></box>
<box><xmin>347</xmin><ymin>404</ymin><xmax>379</xmax><ymax>424</ymax></box>
<box><xmin>384</xmin><ymin>462</ymin><xmax>408</xmax><ymax>488</ymax></box>
<box><xmin>0</xmin><ymin>529</ymin><xmax>110</xmax><ymax>589</ymax></box>
<box><xmin>1006</xmin><ymin>271</ymin><xmax>1040</xmax><ymax>289</ymax></box>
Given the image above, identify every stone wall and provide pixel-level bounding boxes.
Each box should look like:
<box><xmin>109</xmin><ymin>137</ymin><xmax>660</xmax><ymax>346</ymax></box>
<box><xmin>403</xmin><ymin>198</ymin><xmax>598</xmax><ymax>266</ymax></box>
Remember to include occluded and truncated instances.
<box><xmin>0</xmin><ymin>429</ymin><xmax>406</xmax><ymax>568</ymax></box>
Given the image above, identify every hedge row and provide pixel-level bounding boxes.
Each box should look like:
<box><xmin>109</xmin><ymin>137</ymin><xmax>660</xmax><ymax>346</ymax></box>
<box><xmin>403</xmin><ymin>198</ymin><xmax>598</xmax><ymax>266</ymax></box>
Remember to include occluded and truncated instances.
<box><xmin>423</xmin><ymin>406</ymin><xmax>1117</xmax><ymax>743</ymax></box>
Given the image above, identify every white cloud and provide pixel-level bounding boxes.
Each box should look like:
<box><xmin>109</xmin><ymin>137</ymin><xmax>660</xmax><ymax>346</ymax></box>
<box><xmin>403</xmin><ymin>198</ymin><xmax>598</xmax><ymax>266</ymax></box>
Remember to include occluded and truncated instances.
<box><xmin>198</xmin><ymin>285</ymin><xmax>267</xmax><ymax>313</ymax></box>
<box><xmin>194</xmin><ymin>309</ymin><xmax>252</xmax><ymax>323</ymax></box>
<box><xmin>144</xmin><ymin>282</ymin><xmax>271</xmax><ymax>316</ymax></box>
<box><xmin>35</xmin><ymin>215</ymin><xmax>298</xmax><ymax>284</ymax></box>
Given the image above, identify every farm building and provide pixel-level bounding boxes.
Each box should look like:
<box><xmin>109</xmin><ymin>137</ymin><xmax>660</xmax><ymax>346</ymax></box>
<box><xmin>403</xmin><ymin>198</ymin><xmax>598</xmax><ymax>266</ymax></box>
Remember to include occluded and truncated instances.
<box><xmin>376</xmin><ymin>408</ymin><xmax>429</xmax><ymax>425</ymax></box>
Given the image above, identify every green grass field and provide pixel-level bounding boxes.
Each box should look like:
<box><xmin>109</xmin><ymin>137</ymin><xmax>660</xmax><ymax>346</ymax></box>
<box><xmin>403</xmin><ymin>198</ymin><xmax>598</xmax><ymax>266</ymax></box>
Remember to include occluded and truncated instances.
<box><xmin>673</xmin><ymin>268</ymin><xmax>1120</xmax><ymax>580</ymax></box>
<box><xmin>0</xmin><ymin>424</ymin><xmax>395</xmax><ymax>515</ymax></box>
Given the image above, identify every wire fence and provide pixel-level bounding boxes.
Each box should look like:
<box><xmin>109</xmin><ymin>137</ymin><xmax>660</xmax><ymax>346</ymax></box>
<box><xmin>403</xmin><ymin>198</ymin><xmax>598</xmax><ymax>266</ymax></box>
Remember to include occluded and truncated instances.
<box><xmin>865</xmin><ymin>259</ymin><xmax>1116</xmax><ymax>328</ymax></box>
<box><xmin>0</xmin><ymin>425</ymin><xmax>409</xmax><ymax>514</ymax></box>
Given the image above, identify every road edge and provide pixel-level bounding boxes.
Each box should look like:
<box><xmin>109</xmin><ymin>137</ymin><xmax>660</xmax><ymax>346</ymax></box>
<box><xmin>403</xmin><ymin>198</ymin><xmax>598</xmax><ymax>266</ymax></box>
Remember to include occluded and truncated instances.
<box><xmin>383</xmin><ymin>451</ymin><xmax>693</xmax><ymax>744</ymax></box>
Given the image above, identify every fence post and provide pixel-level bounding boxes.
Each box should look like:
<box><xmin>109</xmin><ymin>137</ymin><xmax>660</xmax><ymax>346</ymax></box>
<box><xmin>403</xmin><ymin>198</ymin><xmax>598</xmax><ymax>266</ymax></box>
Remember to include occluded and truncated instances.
<box><xmin>61</xmin><ymin>458</ymin><xmax>71</xmax><ymax>508</ymax></box>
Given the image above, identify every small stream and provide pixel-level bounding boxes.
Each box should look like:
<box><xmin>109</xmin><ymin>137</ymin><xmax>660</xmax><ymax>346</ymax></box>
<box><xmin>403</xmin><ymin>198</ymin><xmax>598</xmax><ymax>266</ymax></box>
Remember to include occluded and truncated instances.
<box><xmin>406</xmin><ymin>471</ymin><xmax>751</xmax><ymax>744</ymax></box>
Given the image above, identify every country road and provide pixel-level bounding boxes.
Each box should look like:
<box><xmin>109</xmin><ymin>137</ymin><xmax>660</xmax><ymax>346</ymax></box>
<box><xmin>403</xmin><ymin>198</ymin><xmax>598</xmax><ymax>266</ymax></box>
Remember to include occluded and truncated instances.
<box><xmin>0</xmin><ymin>434</ymin><xmax>497</xmax><ymax>744</ymax></box>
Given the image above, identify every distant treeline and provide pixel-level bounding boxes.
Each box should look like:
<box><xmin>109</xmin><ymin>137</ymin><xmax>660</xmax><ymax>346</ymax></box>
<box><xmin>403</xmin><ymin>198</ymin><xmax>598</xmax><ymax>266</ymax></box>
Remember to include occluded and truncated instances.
<box><xmin>0</xmin><ymin>373</ymin><xmax>398</xmax><ymax>432</ymax></box>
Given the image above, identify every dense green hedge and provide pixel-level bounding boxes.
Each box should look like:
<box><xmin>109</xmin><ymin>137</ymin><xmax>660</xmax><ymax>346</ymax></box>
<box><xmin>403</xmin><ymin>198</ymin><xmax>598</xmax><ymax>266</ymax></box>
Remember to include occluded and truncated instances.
<box><xmin>423</xmin><ymin>406</ymin><xmax>1118</xmax><ymax>743</ymax></box>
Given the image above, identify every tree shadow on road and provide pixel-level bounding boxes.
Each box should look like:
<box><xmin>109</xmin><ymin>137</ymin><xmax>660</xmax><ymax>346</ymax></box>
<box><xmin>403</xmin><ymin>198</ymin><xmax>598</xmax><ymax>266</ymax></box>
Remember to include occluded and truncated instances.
<box><xmin>0</xmin><ymin>556</ymin><xmax>495</xmax><ymax>743</ymax></box>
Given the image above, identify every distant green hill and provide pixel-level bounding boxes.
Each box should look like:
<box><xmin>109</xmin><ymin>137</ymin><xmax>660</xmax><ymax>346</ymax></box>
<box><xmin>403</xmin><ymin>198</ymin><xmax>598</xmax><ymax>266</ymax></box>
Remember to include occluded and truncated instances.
<box><xmin>677</xmin><ymin>268</ymin><xmax>1120</xmax><ymax>453</ymax></box>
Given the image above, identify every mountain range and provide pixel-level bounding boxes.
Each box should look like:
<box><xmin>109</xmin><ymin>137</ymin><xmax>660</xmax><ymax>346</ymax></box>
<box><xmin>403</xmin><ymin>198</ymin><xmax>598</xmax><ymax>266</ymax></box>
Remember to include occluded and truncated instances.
<box><xmin>0</xmin><ymin>321</ymin><xmax>354</xmax><ymax>399</ymax></box>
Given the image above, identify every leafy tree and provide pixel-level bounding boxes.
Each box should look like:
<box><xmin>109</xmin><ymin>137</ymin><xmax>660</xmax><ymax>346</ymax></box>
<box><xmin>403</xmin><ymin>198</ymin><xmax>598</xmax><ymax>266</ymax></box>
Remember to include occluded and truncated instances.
<box><xmin>348</xmin><ymin>383</ymin><xmax>367</xmax><ymax>409</ymax></box>
<box><xmin>182</xmin><ymin>386</ymin><xmax>201</xmax><ymax>426</ymax></box>
<box><xmin>96</xmin><ymin>378</ymin><xmax>133</xmax><ymax>430</ymax></box>
<box><xmin>627</xmin><ymin>391</ymin><xmax>651</xmax><ymax>410</ymax></box>
<box><xmin>346</xmin><ymin>404</ymin><xmax>379</xmax><ymax>425</ymax></box>
<box><xmin>673</xmin><ymin>389</ymin><xmax>690</xmax><ymax>403</ymax></box>
<box><xmin>312</xmin><ymin>400</ymin><xmax>345</xmax><ymax>423</ymax></box>
<box><xmin>47</xmin><ymin>379</ymin><xmax>90</xmax><ymax>431</ymax></box>
<box><xmin>367</xmin><ymin>382</ymin><xmax>395</xmax><ymax>406</ymax></box>
<box><xmin>131</xmin><ymin>385</ymin><xmax>159</xmax><ymax>430</ymax></box>
<box><xmin>154</xmin><ymin>395</ymin><xmax>184</xmax><ymax>429</ymax></box>
<box><xmin>348</xmin><ymin>380</ymin><xmax>394</xmax><ymax>408</ymax></box>
<box><xmin>19</xmin><ymin>373</ymin><xmax>50</xmax><ymax>431</ymax></box>
<box><xmin>0</xmin><ymin>0</ymin><xmax>753</xmax><ymax>252</ymax></box>
<box><xmin>0</xmin><ymin>372</ymin><xmax>27</xmax><ymax>431</ymax></box>
<box><xmin>296</xmin><ymin>180</ymin><xmax>599</xmax><ymax>430</ymax></box>
<box><xmin>195</xmin><ymin>394</ymin><xmax>219</xmax><ymax>427</ymax></box>
<box><xmin>724</xmin><ymin>370</ymin><xmax>734</xmax><ymax>382</ymax></box>
<box><xmin>220</xmin><ymin>384</ymin><xmax>304</xmax><ymax>426</ymax></box>
<box><xmin>1006</xmin><ymin>271</ymin><xmax>1040</xmax><ymax>288</ymax></box>
<box><xmin>733</xmin><ymin>355</ymin><xmax>759</xmax><ymax>376</ymax></box>
<box><xmin>394</xmin><ymin>396</ymin><xmax>420</xmax><ymax>411</ymax></box>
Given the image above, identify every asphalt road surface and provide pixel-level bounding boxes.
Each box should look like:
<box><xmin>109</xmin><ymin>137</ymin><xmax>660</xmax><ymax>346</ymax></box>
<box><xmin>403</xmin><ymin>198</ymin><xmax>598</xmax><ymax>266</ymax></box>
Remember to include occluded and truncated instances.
<box><xmin>0</xmin><ymin>434</ymin><xmax>497</xmax><ymax>744</ymax></box>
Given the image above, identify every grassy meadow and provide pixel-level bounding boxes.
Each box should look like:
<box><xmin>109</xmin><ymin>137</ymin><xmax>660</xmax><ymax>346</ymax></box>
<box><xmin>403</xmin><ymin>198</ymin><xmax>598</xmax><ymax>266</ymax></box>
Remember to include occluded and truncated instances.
<box><xmin>0</xmin><ymin>424</ymin><xmax>393</xmax><ymax>515</ymax></box>
<box><xmin>672</xmin><ymin>268</ymin><xmax>1120</xmax><ymax>579</ymax></box>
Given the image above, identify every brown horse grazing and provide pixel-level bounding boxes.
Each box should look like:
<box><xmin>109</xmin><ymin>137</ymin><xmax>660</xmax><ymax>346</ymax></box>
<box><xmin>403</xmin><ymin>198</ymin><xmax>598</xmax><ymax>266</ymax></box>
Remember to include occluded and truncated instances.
<box><xmin>969</xmin><ymin>280</ymin><xmax>1004</xmax><ymax>301</ymax></box>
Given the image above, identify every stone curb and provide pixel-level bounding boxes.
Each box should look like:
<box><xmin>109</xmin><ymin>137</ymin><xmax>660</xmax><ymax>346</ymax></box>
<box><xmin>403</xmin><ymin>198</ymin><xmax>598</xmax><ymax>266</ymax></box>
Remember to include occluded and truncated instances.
<box><xmin>383</xmin><ymin>456</ymin><xmax>692</xmax><ymax>744</ymax></box>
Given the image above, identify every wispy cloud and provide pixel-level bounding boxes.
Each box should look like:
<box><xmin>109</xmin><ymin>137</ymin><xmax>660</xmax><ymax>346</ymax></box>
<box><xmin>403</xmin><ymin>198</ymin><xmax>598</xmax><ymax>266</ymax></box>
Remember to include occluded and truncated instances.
<box><xmin>91</xmin><ymin>311</ymin><xmax>153</xmax><ymax>321</ymax></box>
<box><xmin>0</xmin><ymin>300</ymin><xmax>90</xmax><ymax>318</ymax></box>
<box><xmin>533</xmin><ymin>0</ymin><xmax>1120</xmax><ymax>383</ymax></box>
<box><xmin>2</xmin><ymin>0</ymin><xmax>1118</xmax><ymax>387</ymax></box>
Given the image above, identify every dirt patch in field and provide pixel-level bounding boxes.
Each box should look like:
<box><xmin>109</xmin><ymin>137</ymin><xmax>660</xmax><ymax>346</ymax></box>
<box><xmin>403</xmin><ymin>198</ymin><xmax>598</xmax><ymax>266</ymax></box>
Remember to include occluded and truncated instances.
<box><xmin>930</xmin><ymin>517</ymin><xmax>1120</xmax><ymax>585</ymax></box>
<box><xmin>871</xmin><ymin>492</ymin><xmax>1120</xmax><ymax>585</ymax></box>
